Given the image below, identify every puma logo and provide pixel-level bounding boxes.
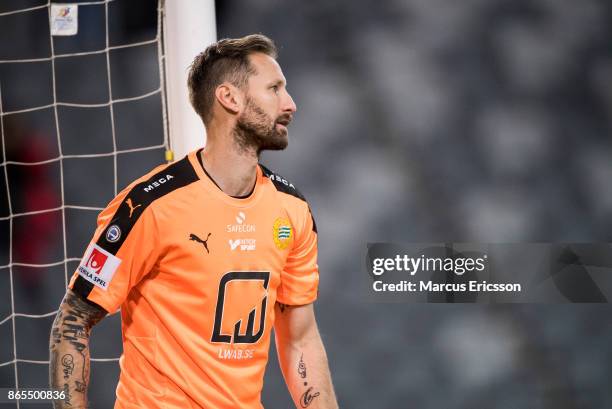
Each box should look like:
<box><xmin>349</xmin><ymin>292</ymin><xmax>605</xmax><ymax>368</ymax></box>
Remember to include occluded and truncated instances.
<box><xmin>190</xmin><ymin>233</ymin><xmax>212</xmax><ymax>254</ymax></box>
<box><xmin>125</xmin><ymin>198</ymin><xmax>142</xmax><ymax>218</ymax></box>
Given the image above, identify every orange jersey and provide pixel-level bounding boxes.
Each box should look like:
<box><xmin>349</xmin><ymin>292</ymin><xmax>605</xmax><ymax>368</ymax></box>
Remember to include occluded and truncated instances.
<box><xmin>68</xmin><ymin>149</ymin><xmax>319</xmax><ymax>408</ymax></box>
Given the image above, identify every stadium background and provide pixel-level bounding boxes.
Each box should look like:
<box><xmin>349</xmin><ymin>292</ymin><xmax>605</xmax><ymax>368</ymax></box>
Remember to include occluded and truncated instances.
<box><xmin>2</xmin><ymin>0</ymin><xmax>612</xmax><ymax>408</ymax></box>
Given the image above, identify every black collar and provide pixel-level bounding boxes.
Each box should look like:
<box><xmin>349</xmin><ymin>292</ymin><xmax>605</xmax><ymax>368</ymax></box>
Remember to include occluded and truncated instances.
<box><xmin>196</xmin><ymin>149</ymin><xmax>255</xmax><ymax>199</ymax></box>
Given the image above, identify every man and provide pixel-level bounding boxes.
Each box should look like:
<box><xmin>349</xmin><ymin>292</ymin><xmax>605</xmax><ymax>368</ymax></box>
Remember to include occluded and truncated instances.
<box><xmin>50</xmin><ymin>34</ymin><xmax>338</xmax><ymax>409</ymax></box>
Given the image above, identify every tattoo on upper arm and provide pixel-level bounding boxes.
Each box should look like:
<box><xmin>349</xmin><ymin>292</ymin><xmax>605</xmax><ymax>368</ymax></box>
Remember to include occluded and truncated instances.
<box><xmin>51</xmin><ymin>310</ymin><xmax>63</xmax><ymax>347</ymax></box>
<box><xmin>61</xmin><ymin>291</ymin><xmax>106</xmax><ymax>347</ymax></box>
<box><xmin>296</xmin><ymin>353</ymin><xmax>320</xmax><ymax>408</ymax></box>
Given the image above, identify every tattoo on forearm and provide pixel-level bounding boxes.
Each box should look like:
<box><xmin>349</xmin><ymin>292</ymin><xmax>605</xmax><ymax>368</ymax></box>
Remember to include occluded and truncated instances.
<box><xmin>75</xmin><ymin>380</ymin><xmax>86</xmax><ymax>393</ymax></box>
<box><xmin>62</xmin><ymin>383</ymin><xmax>71</xmax><ymax>406</ymax></box>
<box><xmin>61</xmin><ymin>354</ymin><xmax>74</xmax><ymax>380</ymax></box>
<box><xmin>296</xmin><ymin>353</ymin><xmax>320</xmax><ymax>407</ymax></box>
<box><xmin>300</xmin><ymin>387</ymin><xmax>321</xmax><ymax>408</ymax></box>
<box><xmin>50</xmin><ymin>291</ymin><xmax>106</xmax><ymax>407</ymax></box>
<box><xmin>298</xmin><ymin>354</ymin><xmax>307</xmax><ymax>379</ymax></box>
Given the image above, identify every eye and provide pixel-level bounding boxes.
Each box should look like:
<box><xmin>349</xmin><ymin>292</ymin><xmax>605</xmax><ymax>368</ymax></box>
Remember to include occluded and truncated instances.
<box><xmin>271</xmin><ymin>85</ymin><xmax>279</xmax><ymax>94</ymax></box>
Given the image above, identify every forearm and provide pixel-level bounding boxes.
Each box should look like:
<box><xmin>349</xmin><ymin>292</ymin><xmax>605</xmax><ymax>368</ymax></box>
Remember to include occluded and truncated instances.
<box><xmin>49</xmin><ymin>290</ymin><xmax>106</xmax><ymax>408</ymax></box>
<box><xmin>276</xmin><ymin>328</ymin><xmax>338</xmax><ymax>409</ymax></box>
<box><xmin>49</xmin><ymin>330</ymin><xmax>91</xmax><ymax>408</ymax></box>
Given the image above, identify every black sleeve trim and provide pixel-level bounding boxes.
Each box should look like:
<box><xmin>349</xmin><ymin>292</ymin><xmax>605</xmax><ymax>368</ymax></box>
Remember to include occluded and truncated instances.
<box><xmin>70</xmin><ymin>281</ymin><xmax>109</xmax><ymax>313</ymax></box>
<box><xmin>95</xmin><ymin>155</ymin><xmax>199</xmax><ymax>255</ymax></box>
<box><xmin>72</xmin><ymin>275</ymin><xmax>95</xmax><ymax>299</ymax></box>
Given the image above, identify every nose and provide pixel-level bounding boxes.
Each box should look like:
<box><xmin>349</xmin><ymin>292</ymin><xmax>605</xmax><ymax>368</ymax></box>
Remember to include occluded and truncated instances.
<box><xmin>283</xmin><ymin>90</ymin><xmax>297</xmax><ymax>114</ymax></box>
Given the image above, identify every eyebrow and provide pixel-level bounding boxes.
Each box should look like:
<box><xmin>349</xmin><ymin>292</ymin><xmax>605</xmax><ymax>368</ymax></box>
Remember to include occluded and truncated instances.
<box><xmin>269</xmin><ymin>79</ymin><xmax>286</xmax><ymax>87</ymax></box>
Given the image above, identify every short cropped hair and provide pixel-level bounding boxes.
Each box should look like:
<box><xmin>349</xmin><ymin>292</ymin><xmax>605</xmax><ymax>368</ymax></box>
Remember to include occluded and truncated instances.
<box><xmin>187</xmin><ymin>34</ymin><xmax>278</xmax><ymax>125</ymax></box>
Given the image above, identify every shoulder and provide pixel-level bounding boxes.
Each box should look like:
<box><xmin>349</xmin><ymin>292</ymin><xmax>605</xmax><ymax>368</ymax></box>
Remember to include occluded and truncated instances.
<box><xmin>96</xmin><ymin>155</ymin><xmax>199</xmax><ymax>240</ymax></box>
<box><xmin>128</xmin><ymin>154</ymin><xmax>199</xmax><ymax>201</ymax></box>
<box><xmin>259</xmin><ymin>163</ymin><xmax>307</xmax><ymax>203</ymax></box>
<box><xmin>119</xmin><ymin>154</ymin><xmax>200</xmax><ymax>210</ymax></box>
<box><xmin>259</xmin><ymin>164</ymin><xmax>317</xmax><ymax>234</ymax></box>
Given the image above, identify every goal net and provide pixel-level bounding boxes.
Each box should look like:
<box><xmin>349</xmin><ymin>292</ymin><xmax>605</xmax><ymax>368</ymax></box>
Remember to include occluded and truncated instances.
<box><xmin>0</xmin><ymin>0</ymin><xmax>182</xmax><ymax>407</ymax></box>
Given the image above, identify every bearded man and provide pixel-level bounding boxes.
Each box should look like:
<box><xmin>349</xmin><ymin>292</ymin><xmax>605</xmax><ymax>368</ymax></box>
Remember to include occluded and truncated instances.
<box><xmin>50</xmin><ymin>34</ymin><xmax>338</xmax><ymax>409</ymax></box>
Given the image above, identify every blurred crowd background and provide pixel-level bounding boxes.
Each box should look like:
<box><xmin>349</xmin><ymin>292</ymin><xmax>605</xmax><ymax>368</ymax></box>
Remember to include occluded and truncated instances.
<box><xmin>1</xmin><ymin>0</ymin><xmax>611</xmax><ymax>408</ymax></box>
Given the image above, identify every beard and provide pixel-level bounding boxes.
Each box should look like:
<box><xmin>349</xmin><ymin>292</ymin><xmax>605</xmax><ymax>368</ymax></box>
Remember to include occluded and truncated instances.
<box><xmin>233</xmin><ymin>97</ymin><xmax>290</xmax><ymax>154</ymax></box>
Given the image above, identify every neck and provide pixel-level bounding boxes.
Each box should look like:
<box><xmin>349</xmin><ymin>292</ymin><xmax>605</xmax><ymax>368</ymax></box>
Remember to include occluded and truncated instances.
<box><xmin>200</xmin><ymin>122</ymin><xmax>259</xmax><ymax>197</ymax></box>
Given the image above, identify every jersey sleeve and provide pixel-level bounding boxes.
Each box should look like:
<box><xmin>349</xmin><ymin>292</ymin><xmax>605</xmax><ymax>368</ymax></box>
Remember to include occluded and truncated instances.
<box><xmin>68</xmin><ymin>186</ymin><xmax>160</xmax><ymax>314</ymax></box>
<box><xmin>276</xmin><ymin>205</ymin><xmax>319</xmax><ymax>306</ymax></box>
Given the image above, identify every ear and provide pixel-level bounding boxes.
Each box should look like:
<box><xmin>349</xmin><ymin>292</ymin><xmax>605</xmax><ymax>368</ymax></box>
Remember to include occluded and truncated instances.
<box><xmin>214</xmin><ymin>83</ymin><xmax>243</xmax><ymax>115</ymax></box>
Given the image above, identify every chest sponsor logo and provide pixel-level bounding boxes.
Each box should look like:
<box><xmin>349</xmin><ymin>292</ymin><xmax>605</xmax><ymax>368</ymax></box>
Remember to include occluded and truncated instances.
<box><xmin>226</xmin><ymin>211</ymin><xmax>256</xmax><ymax>233</ymax></box>
<box><xmin>212</xmin><ymin>271</ymin><xmax>269</xmax><ymax>345</ymax></box>
<box><xmin>235</xmin><ymin>211</ymin><xmax>246</xmax><ymax>224</ymax></box>
<box><xmin>77</xmin><ymin>244</ymin><xmax>121</xmax><ymax>290</ymax></box>
<box><xmin>229</xmin><ymin>238</ymin><xmax>256</xmax><ymax>251</ymax></box>
<box><xmin>273</xmin><ymin>217</ymin><xmax>293</xmax><ymax>250</ymax></box>
<box><xmin>143</xmin><ymin>174</ymin><xmax>174</xmax><ymax>193</ymax></box>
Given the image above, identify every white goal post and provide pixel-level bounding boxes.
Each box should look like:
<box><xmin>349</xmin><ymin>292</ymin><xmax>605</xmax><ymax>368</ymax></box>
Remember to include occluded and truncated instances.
<box><xmin>163</xmin><ymin>0</ymin><xmax>217</xmax><ymax>159</ymax></box>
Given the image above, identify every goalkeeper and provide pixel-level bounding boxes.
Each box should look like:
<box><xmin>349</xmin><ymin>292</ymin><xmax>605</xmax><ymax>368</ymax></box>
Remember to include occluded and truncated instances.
<box><xmin>49</xmin><ymin>34</ymin><xmax>338</xmax><ymax>409</ymax></box>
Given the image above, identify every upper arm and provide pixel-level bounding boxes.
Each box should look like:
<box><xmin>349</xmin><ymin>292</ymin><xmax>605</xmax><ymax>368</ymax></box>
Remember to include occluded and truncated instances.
<box><xmin>277</xmin><ymin>203</ymin><xmax>319</xmax><ymax>306</ymax></box>
<box><xmin>274</xmin><ymin>302</ymin><xmax>319</xmax><ymax>345</ymax></box>
<box><xmin>68</xmin><ymin>188</ymin><xmax>161</xmax><ymax>314</ymax></box>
